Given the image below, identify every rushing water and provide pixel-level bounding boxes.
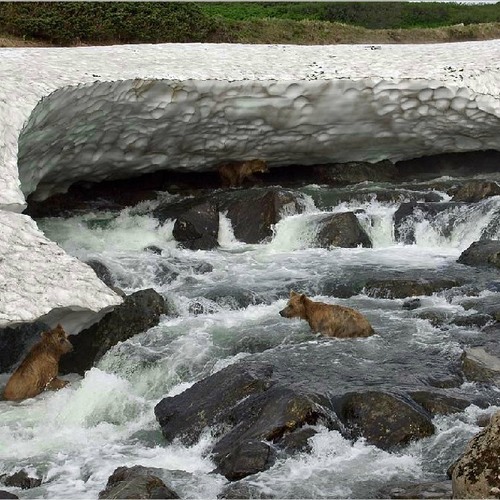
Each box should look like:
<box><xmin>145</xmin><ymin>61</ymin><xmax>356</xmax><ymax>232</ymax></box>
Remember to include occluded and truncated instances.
<box><xmin>1</xmin><ymin>178</ymin><xmax>500</xmax><ymax>499</ymax></box>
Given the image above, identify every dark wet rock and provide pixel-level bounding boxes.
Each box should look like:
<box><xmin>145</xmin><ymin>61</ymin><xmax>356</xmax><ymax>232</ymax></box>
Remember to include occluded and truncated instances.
<box><xmin>312</xmin><ymin>160</ymin><xmax>398</xmax><ymax>185</ymax></box>
<box><xmin>0</xmin><ymin>321</ymin><xmax>49</xmax><ymax>374</ymax></box>
<box><xmin>317</xmin><ymin>279</ymin><xmax>363</xmax><ymax>298</ymax></box>
<box><xmin>218</xmin><ymin>481</ymin><xmax>275</xmax><ymax>499</ymax></box>
<box><xmin>155</xmin><ymin>361</ymin><xmax>338</xmax><ymax>480</ymax></box>
<box><xmin>483</xmin><ymin>323</ymin><xmax>500</xmax><ymax>335</ymax></box>
<box><xmin>451</xmin><ymin>180</ymin><xmax>500</xmax><ymax>202</ymax></box>
<box><xmin>187</xmin><ymin>298</ymin><xmax>220</xmax><ymax>316</ymax></box>
<box><xmin>217</xmin><ymin>188</ymin><xmax>304</xmax><ymax>244</ymax></box>
<box><xmin>376</xmin><ymin>480</ymin><xmax>452</xmax><ymax>499</ymax></box>
<box><xmin>98</xmin><ymin>465</ymin><xmax>180</xmax><ymax>499</ymax></box>
<box><xmin>461</xmin><ymin>347</ymin><xmax>500</xmax><ymax>384</ymax></box>
<box><xmin>460</xmin><ymin>295</ymin><xmax>500</xmax><ymax>320</ymax></box>
<box><xmin>396</xmin><ymin>151</ymin><xmax>500</xmax><ymax>181</ymax></box>
<box><xmin>60</xmin><ymin>289</ymin><xmax>168</xmax><ymax>375</ymax></box>
<box><xmin>155</xmin><ymin>262</ymin><xmax>180</xmax><ymax>286</ymax></box>
<box><xmin>144</xmin><ymin>245</ymin><xmax>163</xmax><ymax>254</ymax></box>
<box><xmin>476</xmin><ymin>411</ymin><xmax>497</xmax><ymax>428</ymax></box>
<box><xmin>409</xmin><ymin>391</ymin><xmax>471</xmax><ymax>416</ymax></box>
<box><xmin>393</xmin><ymin>202</ymin><xmax>463</xmax><ymax>244</ymax></box>
<box><xmin>210</xmin><ymin>384</ymin><xmax>338</xmax><ymax>469</ymax></box>
<box><xmin>364</xmin><ymin>278</ymin><xmax>462</xmax><ymax>299</ymax></box>
<box><xmin>331</xmin><ymin>391</ymin><xmax>435</xmax><ymax>450</ymax></box>
<box><xmin>415</xmin><ymin>309</ymin><xmax>451</xmax><ymax>327</ymax></box>
<box><xmin>153</xmin><ymin>188</ymin><xmax>304</xmax><ymax>246</ymax></box>
<box><xmin>192</xmin><ymin>261</ymin><xmax>213</xmax><ymax>274</ymax></box>
<box><xmin>279</xmin><ymin>426</ymin><xmax>317</xmax><ymax>454</ymax></box>
<box><xmin>215</xmin><ymin>440</ymin><xmax>276</xmax><ymax>482</ymax></box>
<box><xmin>0</xmin><ymin>492</ymin><xmax>18</xmax><ymax>499</ymax></box>
<box><xmin>204</xmin><ymin>285</ymin><xmax>264</xmax><ymax>310</ymax></box>
<box><xmin>1</xmin><ymin>470</ymin><xmax>41</xmax><ymax>489</ymax></box>
<box><xmin>458</xmin><ymin>240</ymin><xmax>500</xmax><ymax>269</ymax></box>
<box><xmin>154</xmin><ymin>361</ymin><xmax>275</xmax><ymax>446</ymax></box>
<box><xmin>86</xmin><ymin>259</ymin><xmax>115</xmax><ymax>288</ymax></box>
<box><xmin>314</xmin><ymin>212</ymin><xmax>372</xmax><ymax>248</ymax></box>
<box><xmin>452</xmin><ymin>313</ymin><xmax>493</xmax><ymax>328</ymax></box>
<box><xmin>452</xmin><ymin>410</ymin><xmax>500</xmax><ymax>499</ymax></box>
<box><xmin>153</xmin><ymin>196</ymin><xmax>219</xmax><ymax>250</ymax></box>
<box><xmin>173</xmin><ymin>199</ymin><xmax>219</xmax><ymax>250</ymax></box>
<box><xmin>403</xmin><ymin>298</ymin><xmax>421</xmax><ymax>310</ymax></box>
<box><xmin>426</xmin><ymin>370</ymin><xmax>465</xmax><ymax>389</ymax></box>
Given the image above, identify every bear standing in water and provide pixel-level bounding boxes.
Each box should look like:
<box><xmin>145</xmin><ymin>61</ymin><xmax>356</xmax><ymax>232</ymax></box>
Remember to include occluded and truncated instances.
<box><xmin>279</xmin><ymin>291</ymin><xmax>374</xmax><ymax>338</ymax></box>
<box><xmin>218</xmin><ymin>159</ymin><xmax>269</xmax><ymax>187</ymax></box>
<box><xmin>3</xmin><ymin>324</ymin><xmax>73</xmax><ymax>401</ymax></box>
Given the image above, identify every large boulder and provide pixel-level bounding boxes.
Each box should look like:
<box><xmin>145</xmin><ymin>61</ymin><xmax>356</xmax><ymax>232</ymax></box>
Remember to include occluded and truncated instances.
<box><xmin>1</xmin><ymin>470</ymin><xmax>41</xmax><ymax>490</ymax></box>
<box><xmin>99</xmin><ymin>466</ymin><xmax>179</xmax><ymax>499</ymax></box>
<box><xmin>215</xmin><ymin>440</ymin><xmax>276</xmax><ymax>482</ymax></box>
<box><xmin>217</xmin><ymin>188</ymin><xmax>304</xmax><ymax>244</ymax></box>
<box><xmin>154</xmin><ymin>361</ymin><xmax>274</xmax><ymax>446</ymax></box>
<box><xmin>452</xmin><ymin>410</ymin><xmax>500</xmax><ymax>498</ymax></box>
<box><xmin>154</xmin><ymin>361</ymin><xmax>337</xmax><ymax>480</ymax></box>
<box><xmin>312</xmin><ymin>160</ymin><xmax>398</xmax><ymax>185</ymax></box>
<box><xmin>461</xmin><ymin>347</ymin><xmax>500</xmax><ymax>384</ymax></box>
<box><xmin>364</xmin><ymin>278</ymin><xmax>462</xmax><ymax>299</ymax></box>
<box><xmin>218</xmin><ymin>481</ymin><xmax>275</xmax><ymax>499</ymax></box>
<box><xmin>153</xmin><ymin>196</ymin><xmax>219</xmax><ymax>250</ymax></box>
<box><xmin>393</xmin><ymin>202</ymin><xmax>463</xmax><ymax>245</ymax></box>
<box><xmin>0</xmin><ymin>321</ymin><xmax>49</xmax><ymax>374</ymax></box>
<box><xmin>409</xmin><ymin>391</ymin><xmax>471</xmax><ymax>416</ymax></box>
<box><xmin>0</xmin><ymin>492</ymin><xmax>18</xmax><ymax>499</ymax></box>
<box><xmin>395</xmin><ymin>151</ymin><xmax>500</xmax><ymax>181</ymax></box>
<box><xmin>210</xmin><ymin>384</ymin><xmax>337</xmax><ymax>477</ymax></box>
<box><xmin>60</xmin><ymin>289</ymin><xmax>168</xmax><ymax>375</ymax></box>
<box><xmin>331</xmin><ymin>391</ymin><xmax>435</xmax><ymax>450</ymax></box>
<box><xmin>152</xmin><ymin>188</ymin><xmax>304</xmax><ymax>247</ymax></box>
<box><xmin>314</xmin><ymin>212</ymin><xmax>372</xmax><ymax>248</ymax></box>
<box><xmin>458</xmin><ymin>240</ymin><xmax>500</xmax><ymax>269</ymax></box>
<box><xmin>451</xmin><ymin>181</ymin><xmax>500</xmax><ymax>202</ymax></box>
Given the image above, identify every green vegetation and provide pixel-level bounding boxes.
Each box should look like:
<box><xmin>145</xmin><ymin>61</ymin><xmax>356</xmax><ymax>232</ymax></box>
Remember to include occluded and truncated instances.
<box><xmin>0</xmin><ymin>3</ymin><xmax>227</xmax><ymax>45</ymax></box>
<box><xmin>0</xmin><ymin>2</ymin><xmax>500</xmax><ymax>46</ymax></box>
<box><xmin>198</xmin><ymin>2</ymin><xmax>500</xmax><ymax>29</ymax></box>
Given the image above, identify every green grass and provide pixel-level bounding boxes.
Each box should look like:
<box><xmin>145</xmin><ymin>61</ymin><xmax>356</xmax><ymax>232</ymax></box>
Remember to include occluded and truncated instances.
<box><xmin>197</xmin><ymin>2</ymin><xmax>500</xmax><ymax>29</ymax></box>
<box><xmin>1</xmin><ymin>2</ymin><xmax>500</xmax><ymax>46</ymax></box>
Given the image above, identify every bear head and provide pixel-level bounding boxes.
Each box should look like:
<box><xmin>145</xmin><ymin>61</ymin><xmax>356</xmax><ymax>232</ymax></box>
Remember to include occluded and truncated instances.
<box><xmin>249</xmin><ymin>159</ymin><xmax>269</xmax><ymax>173</ymax></box>
<box><xmin>42</xmin><ymin>324</ymin><xmax>74</xmax><ymax>354</ymax></box>
<box><xmin>279</xmin><ymin>290</ymin><xmax>308</xmax><ymax>320</ymax></box>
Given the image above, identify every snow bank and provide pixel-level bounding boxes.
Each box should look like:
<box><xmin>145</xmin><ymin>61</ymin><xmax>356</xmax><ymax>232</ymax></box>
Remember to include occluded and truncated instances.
<box><xmin>3</xmin><ymin>41</ymin><xmax>500</xmax><ymax>207</ymax></box>
<box><xmin>0</xmin><ymin>211</ymin><xmax>121</xmax><ymax>329</ymax></box>
<box><xmin>1</xmin><ymin>41</ymin><xmax>500</xmax><ymax>327</ymax></box>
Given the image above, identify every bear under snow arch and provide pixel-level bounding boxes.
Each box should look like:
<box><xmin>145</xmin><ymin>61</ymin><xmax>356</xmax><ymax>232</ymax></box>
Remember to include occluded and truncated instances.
<box><xmin>18</xmin><ymin>77</ymin><xmax>500</xmax><ymax>202</ymax></box>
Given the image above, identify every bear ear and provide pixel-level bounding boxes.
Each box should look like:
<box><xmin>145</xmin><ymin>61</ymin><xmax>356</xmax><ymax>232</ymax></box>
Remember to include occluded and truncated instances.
<box><xmin>41</xmin><ymin>330</ymin><xmax>51</xmax><ymax>340</ymax></box>
<box><xmin>290</xmin><ymin>290</ymin><xmax>298</xmax><ymax>298</ymax></box>
<box><xmin>300</xmin><ymin>294</ymin><xmax>307</xmax><ymax>303</ymax></box>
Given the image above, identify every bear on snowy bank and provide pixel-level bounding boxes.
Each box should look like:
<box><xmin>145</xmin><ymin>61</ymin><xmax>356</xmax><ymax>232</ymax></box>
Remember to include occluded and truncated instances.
<box><xmin>3</xmin><ymin>324</ymin><xmax>73</xmax><ymax>401</ymax></box>
<box><xmin>279</xmin><ymin>291</ymin><xmax>374</xmax><ymax>338</ymax></box>
<box><xmin>218</xmin><ymin>159</ymin><xmax>269</xmax><ymax>187</ymax></box>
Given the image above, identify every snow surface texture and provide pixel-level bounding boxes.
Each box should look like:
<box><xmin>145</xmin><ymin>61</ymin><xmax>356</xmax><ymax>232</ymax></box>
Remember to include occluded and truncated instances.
<box><xmin>2</xmin><ymin>41</ymin><xmax>500</xmax><ymax>206</ymax></box>
<box><xmin>1</xmin><ymin>41</ymin><xmax>500</xmax><ymax>328</ymax></box>
<box><xmin>0</xmin><ymin>211</ymin><xmax>121</xmax><ymax>328</ymax></box>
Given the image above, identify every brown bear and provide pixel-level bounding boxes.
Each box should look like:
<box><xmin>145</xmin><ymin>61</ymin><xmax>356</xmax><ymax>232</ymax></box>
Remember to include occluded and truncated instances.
<box><xmin>217</xmin><ymin>159</ymin><xmax>269</xmax><ymax>188</ymax></box>
<box><xmin>279</xmin><ymin>291</ymin><xmax>374</xmax><ymax>338</ymax></box>
<box><xmin>3</xmin><ymin>324</ymin><xmax>73</xmax><ymax>401</ymax></box>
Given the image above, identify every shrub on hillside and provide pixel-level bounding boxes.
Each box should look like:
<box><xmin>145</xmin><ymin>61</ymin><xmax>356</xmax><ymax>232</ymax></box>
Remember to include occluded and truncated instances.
<box><xmin>0</xmin><ymin>2</ymin><xmax>225</xmax><ymax>45</ymax></box>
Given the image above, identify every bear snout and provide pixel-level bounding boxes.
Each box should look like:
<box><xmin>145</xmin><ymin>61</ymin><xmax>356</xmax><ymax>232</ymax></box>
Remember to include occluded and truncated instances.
<box><xmin>279</xmin><ymin>308</ymin><xmax>287</xmax><ymax>317</ymax></box>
